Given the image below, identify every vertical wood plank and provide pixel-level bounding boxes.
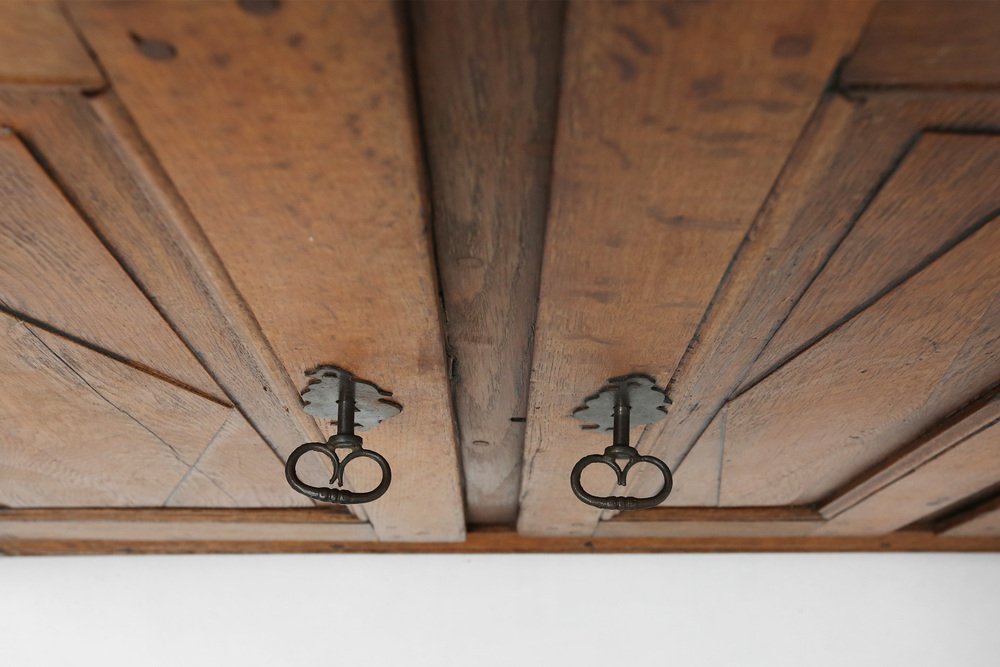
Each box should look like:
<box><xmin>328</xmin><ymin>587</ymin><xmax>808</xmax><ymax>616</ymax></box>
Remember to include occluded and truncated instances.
<box><xmin>69</xmin><ymin>1</ymin><xmax>464</xmax><ymax>539</ymax></box>
<box><xmin>410</xmin><ymin>0</ymin><xmax>562</xmax><ymax>524</ymax></box>
<box><xmin>719</xmin><ymin>219</ymin><xmax>1000</xmax><ymax>506</ymax></box>
<box><xmin>518</xmin><ymin>0</ymin><xmax>874</xmax><ymax>535</ymax></box>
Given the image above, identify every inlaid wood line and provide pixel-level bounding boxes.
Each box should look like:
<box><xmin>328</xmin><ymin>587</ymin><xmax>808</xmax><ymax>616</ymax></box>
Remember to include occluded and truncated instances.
<box><xmin>630</xmin><ymin>94</ymin><xmax>900</xmax><ymax>488</ymax></box>
<box><xmin>21</xmin><ymin>320</ymin><xmax>193</xmax><ymax>467</ymax></box>
<box><xmin>161</xmin><ymin>416</ymin><xmax>237</xmax><ymax>507</ymax></box>
<box><xmin>0</xmin><ymin>301</ymin><xmax>230</xmax><ymax>408</ymax></box>
<box><xmin>736</xmin><ymin>204</ymin><xmax>1000</xmax><ymax>400</ymax></box>
<box><xmin>89</xmin><ymin>93</ymin><xmax>345</xmax><ymax>514</ymax></box>
<box><xmin>728</xmin><ymin>125</ymin><xmax>927</xmax><ymax>400</ymax></box>
<box><xmin>936</xmin><ymin>490</ymin><xmax>1000</xmax><ymax>535</ymax></box>
<box><xmin>820</xmin><ymin>387</ymin><xmax>1000</xmax><ymax>519</ymax></box>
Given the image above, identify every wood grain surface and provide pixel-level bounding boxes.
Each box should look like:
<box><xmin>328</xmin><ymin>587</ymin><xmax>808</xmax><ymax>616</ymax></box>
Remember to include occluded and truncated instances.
<box><xmin>68</xmin><ymin>0</ymin><xmax>464</xmax><ymax>541</ymax></box>
<box><xmin>842</xmin><ymin>0</ymin><xmax>1000</xmax><ymax>88</ymax></box>
<box><xmin>615</xmin><ymin>93</ymin><xmax>1000</xmax><ymax>516</ymax></box>
<box><xmin>819</xmin><ymin>419</ymin><xmax>1000</xmax><ymax>535</ymax></box>
<box><xmin>3</xmin><ymin>524</ymin><xmax>998</xmax><ymax>555</ymax></box>
<box><xmin>940</xmin><ymin>495</ymin><xmax>1000</xmax><ymax>537</ymax></box>
<box><xmin>166</xmin><ymin>412</ymin><xmax>313</xmax><ymax>508</ymax></box>
<box><xmin>0</xmin><ymin>133</ymin><xmax>222</xmax><ymax>400</ymax></box>
<box><xmin>410</xmin><ymin>0</ymin><xmax>562</xmax><ymax>525</ymax></box>
<box><xmin>0</xmin><ymin>1</ymin><xmax>103</xmax><ymax>87</ymax></box>
<box><xmin>517</xmin><ymin>0</ymin><xmax>874</xmax><ymax>535</ymax></box>
<box><xmin>0</xmin><ymin>313</ymin><xmax>225</xmax><ymax>507</ymax></box>
<box><xmin>821</xmin><ymin>391</ymin><xmax>1000</xmax><ymax>519</ymax></box>
<box><xmin>745</xmin><ymin>133</ymin><xmax>1000</xmax><ymax>387</ymax></box>
<box><xmin>719</xmin><ymin>218</ymin><xmax>1000</xmax><ymax>506</ymax></box>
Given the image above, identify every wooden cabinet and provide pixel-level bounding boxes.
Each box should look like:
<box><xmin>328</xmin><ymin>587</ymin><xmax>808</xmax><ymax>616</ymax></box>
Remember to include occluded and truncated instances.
<box><xmin>1</xmin><ymin>0</ymin><xmax>999</xmax><ymax>553</ymax></box>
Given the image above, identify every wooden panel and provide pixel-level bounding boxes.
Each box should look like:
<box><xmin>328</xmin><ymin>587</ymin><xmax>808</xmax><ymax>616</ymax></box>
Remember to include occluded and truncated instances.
<box><xmin>517</xmin><ymin>0</ymin><xmax>874</xmax><ymax>535</ymax></box>
<box><xmin>819</xmin><ymin>421</ymin><xmax>1000</xmax><ymax>535</ymax></box>
<box><xmin>842</xmin><ymin>0</ymin><xmax>1000</xmax><ymax>87</ymax></box>
<box><xmin>618</xmin><ymin>94</ymin><xmax>1000</xmax><ymax>510</ymax></box>
<box><xmin>0</xmin><ymin>313</ymin><xmax>226</xmax><ymax>507</ymax></box>
<box><xmin>719</xmin><ymin>219</ymin><xmax>1000</xmax><ymax>506</ymax></box>
<box><xmin>70</xmin><ymin>1</ymin><xmax>463</xmax><ymax>540</ymax></box>
<box><xmin>0</xmin><ymin>1</ymin><xmax>103</xmax><ymax>87</ymax></box>
<box><xmin>0</xmin><ymin>134</ymin><xmax>222</xmax><ymax>400</ymax></box>
<box><xmin>821</xmin><ymin>392</ymin><xmax>1000</xmax><ymax>518</ymax></box>
<box><xmin>410</xmin><ymin>1</ymin><xmax>561</xmax><ymax>524</ymax></box>
<box><xmin>941</xmin><ymin>496</ymin><xmax>1000</xmax><ymax>537</ymax></box>
<box><xmin>745</xmin><ymin>134</ymin><xmax>1000</xmax><ymax>387</ymax></box>
<box><xmin>167</xmin><ymin>412</ymin><xmax>312</xmax><ymax>508</ymax></box>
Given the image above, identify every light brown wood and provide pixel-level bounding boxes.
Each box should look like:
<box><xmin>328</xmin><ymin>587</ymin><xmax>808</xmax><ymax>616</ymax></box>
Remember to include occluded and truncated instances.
<box><xmin>517</xmin><ymin>0</ymin><xmax>874</xmax><ymax>535</ymax></box>
<box><xmin>0</xmin><ymin>1</ymin><xmax>103</xmax><ymax>87</ymax></box>
<box><xmin>819</xmin><ymin>420</ymin><xmax>1000</xmax><ymax>535</ymax></box>
<box><xmin>0</xmin><ymin>89</ymin><xmax>334</xmax><ymax>512</ymax></box>
<box><xmin>842</xmin><ymin>0</ymin><xmax>1000</xmax><ymax>88</ymax></box>
<box><xmin>609</xmin><ymin>506</ymin><xmax>820</xmax><ymax>523</ymax></box>
<box><xmin>0</xmin><ymin>508</ymin><xmax>357</xmax><ymax>523</ymax></box>
<box><xmin>69</xmin><ymin>1</ymin><xmax>464</xmax><ymax>540</ymax></box>
<box><xmin>0</xmin><ymin>133</ymin><xmax>222</xmax><ymax>401</ymax></box>
<box><xmin>595</xmin><ymin>520</ymin><xmax>822</xmax><ymax>539</ymax></box>
<box><xmin>658</xmin><ymin>407</ymin><xmax>725</xmax><ymax>507</ymax></box>
<box><xmin>0</xmin><ymin>313</ymin><xmax>225</xmax><ymax>507</ymax></box>
<box><xmin>620</xmin><ymin>94</ymin><xmax>1000</xmax><ymax>510</ymax></box>
<box><xmin>410</xmin><ymin>0</ymin><xmax>561</xmax><ymax>525</ymax></box>
<box><xmin>719</xmin><ymin>219</ymin><xmax>1000</xmax><ymax>506</ymax></box>
<box><xmin>745</xmin><ymin>133</ymin><xmax>1000</xmax><ymax>388</ymax></box>
<box><xmin>821</xmin><ymin>392</ymin><xmax>1000</xmax><ymax>518</ymax></box>
<box><xmin>0</xmin><ymin>520</ymin><xmax>374</xmax><ymax>542</ymax></box>
<box><xmin>167</xmin><ymin>412</ymin><xmax>313</xmax><ymax>508</ymax></box>
<box><xmin>940</xmin><ymin>496</ymin><xmax>1000</xmax><ymax>537</ymax></box>
<box><xmin>3</xmin><ymin>524</ymin><xmax>999</xmax><ymax>556</ymax></box>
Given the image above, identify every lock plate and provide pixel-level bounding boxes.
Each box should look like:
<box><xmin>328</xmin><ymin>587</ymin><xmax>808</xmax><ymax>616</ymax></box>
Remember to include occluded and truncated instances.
<box><xmin>301</xmin><ymin>365</ymin><xmax>401</xmax><ymax>431</ymax></box>
<box><xmin>571</xmin><ymin>374</ymin><xmax>669</xmax><ymax>432</ymax></box>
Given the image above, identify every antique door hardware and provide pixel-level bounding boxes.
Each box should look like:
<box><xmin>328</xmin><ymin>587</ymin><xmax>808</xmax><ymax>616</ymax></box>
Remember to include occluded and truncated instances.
<box><xmin>284</xmin><ymin>365</ymin><xmax>400</xmax><ymax>504</ymax></box>
<box><xmin>570</xmin><ymin>374</ymin><xmax>673</xmax><ymax>510</ymax></box>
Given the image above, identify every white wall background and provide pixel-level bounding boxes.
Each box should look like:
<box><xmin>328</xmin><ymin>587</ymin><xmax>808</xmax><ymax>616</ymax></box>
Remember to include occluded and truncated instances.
<box><xmin>2</xmin><ymin>553</ymin><xmax>998</xmax><ymax>667</ymax></box>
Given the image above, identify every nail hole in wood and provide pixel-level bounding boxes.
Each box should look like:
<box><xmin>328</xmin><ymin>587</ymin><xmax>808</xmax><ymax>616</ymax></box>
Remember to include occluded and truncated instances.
<box><xmin>129</xmin><ymin>32</ymin><xmax>177</xmax><ymax>61</ymax></box>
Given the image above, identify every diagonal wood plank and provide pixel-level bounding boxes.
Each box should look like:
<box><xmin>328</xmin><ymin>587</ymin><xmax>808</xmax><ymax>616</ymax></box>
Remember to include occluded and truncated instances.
<box><xmin>818</xmin><ymin>419</ymin><xmax>1000</xmax><ymax>535</ymax></box>
<box><xmin>517</xmin><ymin>0</ymin><xmax>874</xmax><ymax>535</ymax></box>
<box><xmin>940</xmin><ymin>495</ymin><xmax>1000</xmax><ymax>537</ymax></box>
<box><xmin>410</xmin><ymin>0</ymin><xmax>562</xmax><ymax>524</ymax></box>
<box><xmin>69</xmin><ymin>0</ymin><xmax>463</xmax><ymax>540</ymax></box>
<box><xmin>719</xmin><ymin>218</ymin><xmax>1000</xmax><ymax>507</ymax></box>
<box><xmin>0</xmin><ymin>134</ymin><xmax>223</xmax><ymax>401</ymax></box>
<box><xmin>745</xmin><ymin>133</ymin><xmax>1000</xmax><ymax>389</ymax></box>
<box><xmin>821</xmin><ymin>391</ymin><xmax>1000</xmax><ymax>519</ymax></box>
<box><xmin>0</xmin><ymin>312</ymin><xmax>227</xmax><ymax>507</ymax></box>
